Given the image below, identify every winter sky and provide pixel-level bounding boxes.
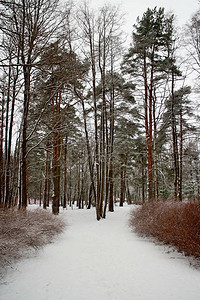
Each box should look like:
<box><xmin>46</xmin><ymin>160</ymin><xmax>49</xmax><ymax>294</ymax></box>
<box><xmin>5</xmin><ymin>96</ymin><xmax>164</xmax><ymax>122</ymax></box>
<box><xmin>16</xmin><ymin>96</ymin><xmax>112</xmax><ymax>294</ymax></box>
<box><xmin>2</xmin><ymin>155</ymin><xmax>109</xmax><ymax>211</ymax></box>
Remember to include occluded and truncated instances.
<box><xmin>88</xmin><ymin>0</ymin><xmax>199</xmax><ymax>38</ymax></box>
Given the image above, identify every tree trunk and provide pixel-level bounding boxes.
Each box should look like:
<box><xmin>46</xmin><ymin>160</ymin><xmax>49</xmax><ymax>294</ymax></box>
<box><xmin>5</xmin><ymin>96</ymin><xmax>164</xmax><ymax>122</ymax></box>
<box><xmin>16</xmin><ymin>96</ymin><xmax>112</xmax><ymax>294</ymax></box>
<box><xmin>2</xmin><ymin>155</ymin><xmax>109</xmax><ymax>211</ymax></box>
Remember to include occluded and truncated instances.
<box><xmin>99</xmin><ymin>106</ymin><xmax>106</xmax><ymax>216</ymax></box>
<box><xmin>141</xmin><ymin>154</ymin><xmax>145</xmax><ymax>203</ymax></box>
<box><xmin>4</xmin><ymin>62</ymin><xmax>11</xmax><ymax>207</ymax></box>
<box><xmin>147</xmin><ymin>54</ymin><xmax>155</xmax><ymax>202</ymax></box>
<box><xmin>43</xmin><ymin>139</ymin><xmax>50</xmax><ymax>209</ymax></box>
<box><xmin>79</xmin><ymin>91</ymin><xmax>96</xmax><ymax>206</ymax></box>
<box><xmin>171</xmin><ymin>72</ymin><xmax>179</xmax><ymax>201</ymax></box>
<box><xmin>103</xmin><ymin>108</ymin><xmax>110</xmax><ymax>218</ymax></box>
<box><xmin>108</xmin><ymin>48</ymin><xmax>115</xmax><ymax>213</ymax></box>
<box><xmin>92</xmin><ymin>42</ymin><xmax>101</xmax><ymax>220</ymax></box>
<box><xmin>153</xmin><ymin>89</ymin><xmax>158</xmax><ymax>201</ymax></box>
<box><xmin>85</xmin><ymin>15</ymin><xmax>101</xmax><ymax>220</ymax></box>
<box><xmin>99</xmin><ymin>24</ymin><xmax>107</xmax><ymax>217</ymax></box>
<box><xmin>52</xmin><ymin>91</ymin><xmax>61</xmax><ymax>215</ymax></box>
<box><xmin>21</xmin><ymin>68</ymin><xmax>31</xmax><ymax>209</ymax></box>
<box><xmin>120</xmin><ymin>154</ymin><xmax>127</xmax><ymax>206</ymax></box>
<box><xmin>143</xmin><ymin>54</ymin><xmax>153</xmax><ymax>202</ymax></box>
<box><xmin>39</xmin><ymin>171</ymin><xmax>42</xmax><ymax>206</ymax></box>
<box><xmin>5</xmin><ymin>63</ymin><xmax>19</xmax><ymax>207</ymax></box>
<box><xmin>87</xmin><ymin>183</ymin><xmax>93</xmax><ymax>209</ymax></box>
<box><xmin>126</xmin><ymin>180</ymin><xmax>131</xmax><ymax>204</ymax></box>
<box><xmin>179</xmin><ymin>104</ymin><xmax>183</xmax><ymax>201</ymax></box>
<box><xmin>18</xmin><ymin>139</ymin><xmax>22</xmax><ymax>209</ymax></box>
<box><xmin>63</xmin><ymin>136</ymin><xmax>68</xmax><ymax>209</ymax></box>
<box><xmin>0</xmin><ymin>87</ymin><xmax>5</xmax><ymax>206</ymax></box>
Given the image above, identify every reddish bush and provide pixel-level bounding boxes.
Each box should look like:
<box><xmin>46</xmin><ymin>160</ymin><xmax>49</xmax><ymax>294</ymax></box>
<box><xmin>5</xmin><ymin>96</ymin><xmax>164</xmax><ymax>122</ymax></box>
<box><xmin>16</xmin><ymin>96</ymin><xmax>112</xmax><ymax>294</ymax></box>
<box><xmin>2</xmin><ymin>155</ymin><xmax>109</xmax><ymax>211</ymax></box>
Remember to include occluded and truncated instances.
<box><xmin>130</xmin><ymin>202</ymin><xmax>200</xmax><ymax>259</ymax></box>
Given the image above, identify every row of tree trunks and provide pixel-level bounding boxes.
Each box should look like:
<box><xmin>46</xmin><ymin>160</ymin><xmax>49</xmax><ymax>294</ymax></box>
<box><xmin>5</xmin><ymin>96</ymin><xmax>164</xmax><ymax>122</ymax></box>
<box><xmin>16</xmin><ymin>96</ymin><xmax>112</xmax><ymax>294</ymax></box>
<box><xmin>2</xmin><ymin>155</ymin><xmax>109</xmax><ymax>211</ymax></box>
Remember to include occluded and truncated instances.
<box><xmin>2</xmin><ymin>4</ymin><xmax>194</xmax><ymax>214</ymax></box>
<box><xmin>0</xmin><ymin>0</ymin><xmax>64</xmax><ymax>210</ymax></box>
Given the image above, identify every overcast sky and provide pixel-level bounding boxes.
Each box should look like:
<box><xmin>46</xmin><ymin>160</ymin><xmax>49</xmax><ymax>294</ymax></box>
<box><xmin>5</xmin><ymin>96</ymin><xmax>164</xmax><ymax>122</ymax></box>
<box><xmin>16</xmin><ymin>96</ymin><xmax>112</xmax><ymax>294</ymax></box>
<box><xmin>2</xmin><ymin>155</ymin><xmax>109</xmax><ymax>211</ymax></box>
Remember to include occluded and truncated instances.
<box><xmin>87</xmin><ymin>0</ymin><xmax>199</xmax><ymax>38</ymax></box>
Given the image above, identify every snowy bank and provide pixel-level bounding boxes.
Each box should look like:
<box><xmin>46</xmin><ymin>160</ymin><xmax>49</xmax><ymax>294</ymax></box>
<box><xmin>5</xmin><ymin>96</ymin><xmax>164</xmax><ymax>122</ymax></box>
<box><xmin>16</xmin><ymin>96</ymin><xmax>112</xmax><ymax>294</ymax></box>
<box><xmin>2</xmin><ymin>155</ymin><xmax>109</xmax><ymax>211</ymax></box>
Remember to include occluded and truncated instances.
<box><xmin>1</xmin><ymin>205</ymin><xmax>200</xmax><ymax>300</ymax></box>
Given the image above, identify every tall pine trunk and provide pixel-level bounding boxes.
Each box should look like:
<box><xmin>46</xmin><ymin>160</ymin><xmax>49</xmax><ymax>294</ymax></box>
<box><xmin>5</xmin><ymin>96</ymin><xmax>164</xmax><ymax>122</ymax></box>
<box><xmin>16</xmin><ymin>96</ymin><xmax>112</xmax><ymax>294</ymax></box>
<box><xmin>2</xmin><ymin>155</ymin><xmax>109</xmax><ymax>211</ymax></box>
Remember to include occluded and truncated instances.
<box><xmin>119</xmin><ymin>154</ymin><xmax>127</xmax><ymax>206</ymax></box>
<box><xmin>4</xmin><ymin>62</ymin><xmax>11</xmax><ymax>207</ymax></box>
<box><xmin>171</xmin><ymin>72</ymin><xmax>179</xmax><ymax>201</ymax></box>
<box><xmin>0</xmin><ymin>86</ymin><xmax>5</xmax><ymax>206</ymax></box>
<box><xmin>179</xmin><ymin>104</ymin><xmax>183</xmax><ymax>201</ymax></box>
<box><xmin>63</xmin><ymin>136</ymin><xmax>68</xmax><ymax>209</ymax></box>
<box><xmin>143</xmin><ymin>54</ymin><xmax>153</xmax><ymax>201</ymax></box>
<box><xmin>52</xmin><ymin>91</ymin><xmax>61</xmax><ymax>215</ymax></box>
<box><xmin>43</xmin><ymin>139</ymin><xmax>50</xmax><ymax>209</ymax></box>
<box><xmin>21</xmin><ymin>68</ymin><xmax>31</xmax><ymax>209</ymax></box>
<box><xmin>5</xmin><ymin>62</ymin><xmax>19</xmax><ymax>207</ymax></box>
<box><xmin>153</xmin><ymin>88</ymin><xmax>158</xmax><ymax>201</ymax></box>
<box><xmin>108</xmin><ymin>47</ymin><xmax>115</xmax><ymax>213</ymax></box>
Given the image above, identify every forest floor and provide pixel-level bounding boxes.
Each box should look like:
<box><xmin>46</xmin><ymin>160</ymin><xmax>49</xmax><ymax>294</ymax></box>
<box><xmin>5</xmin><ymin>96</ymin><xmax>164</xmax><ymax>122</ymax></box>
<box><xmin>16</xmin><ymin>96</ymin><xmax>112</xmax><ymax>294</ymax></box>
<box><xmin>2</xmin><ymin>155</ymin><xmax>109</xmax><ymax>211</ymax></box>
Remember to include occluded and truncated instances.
<box><xmin>1</xmin><ymin>204</ymin><xmax>200</xmax><ymax>300</ymax></box>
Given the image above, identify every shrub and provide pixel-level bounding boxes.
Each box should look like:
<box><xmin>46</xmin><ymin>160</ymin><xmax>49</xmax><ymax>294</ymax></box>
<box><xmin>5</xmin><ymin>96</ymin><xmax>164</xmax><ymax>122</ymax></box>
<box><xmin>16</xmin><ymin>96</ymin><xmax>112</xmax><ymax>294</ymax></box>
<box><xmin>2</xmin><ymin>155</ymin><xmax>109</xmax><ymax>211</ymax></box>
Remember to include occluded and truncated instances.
<box><xmin>130</xmin><ymin>202</ymin><xmax>200</xmax><ymax>259</ymax></box>
<box><xmin>0</xmin><ymin>208</ymin><xmax>66</xmax><ymax>278</ymax></box>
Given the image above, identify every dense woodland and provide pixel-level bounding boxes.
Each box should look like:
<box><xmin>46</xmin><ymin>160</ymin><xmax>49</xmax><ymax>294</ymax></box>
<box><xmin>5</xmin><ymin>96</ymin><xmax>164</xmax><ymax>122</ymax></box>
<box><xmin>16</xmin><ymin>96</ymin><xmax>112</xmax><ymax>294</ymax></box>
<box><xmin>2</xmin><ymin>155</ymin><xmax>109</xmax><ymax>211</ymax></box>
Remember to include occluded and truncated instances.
<box><xmin>0</xmin><ymin>0</ymin><xmax>200</xmax><ymax>220</ymax></box>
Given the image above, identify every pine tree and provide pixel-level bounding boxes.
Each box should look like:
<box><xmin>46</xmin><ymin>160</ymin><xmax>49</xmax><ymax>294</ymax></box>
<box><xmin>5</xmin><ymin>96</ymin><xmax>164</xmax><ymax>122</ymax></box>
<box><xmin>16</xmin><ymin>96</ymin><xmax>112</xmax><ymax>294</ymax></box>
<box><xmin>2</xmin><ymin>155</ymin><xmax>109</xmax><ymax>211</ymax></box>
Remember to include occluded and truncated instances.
<box><xmin>122</xmin><ymin>7</ymin><xmax>176</xmax><ymax>201</ymax></box>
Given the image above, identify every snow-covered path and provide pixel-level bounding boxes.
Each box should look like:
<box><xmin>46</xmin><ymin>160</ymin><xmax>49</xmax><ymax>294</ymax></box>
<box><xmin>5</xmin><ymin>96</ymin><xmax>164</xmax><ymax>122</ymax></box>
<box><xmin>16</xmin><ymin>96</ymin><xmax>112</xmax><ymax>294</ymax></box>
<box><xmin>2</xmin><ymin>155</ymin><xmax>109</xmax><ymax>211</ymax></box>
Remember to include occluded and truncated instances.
<box><xmin>1</xmin><ymin>205</ymin><xmax>200</xmax><ymax>300</ymax></box>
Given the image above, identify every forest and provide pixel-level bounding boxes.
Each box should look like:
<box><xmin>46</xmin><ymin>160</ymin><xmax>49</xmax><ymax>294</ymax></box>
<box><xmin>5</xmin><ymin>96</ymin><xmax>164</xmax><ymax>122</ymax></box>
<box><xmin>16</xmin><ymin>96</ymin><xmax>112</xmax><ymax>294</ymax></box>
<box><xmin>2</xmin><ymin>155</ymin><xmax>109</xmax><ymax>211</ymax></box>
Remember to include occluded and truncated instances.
<box><xmin>0</xmin><ymin>0</ymin><xmax>200</xmax><ymax>221</ymax></box>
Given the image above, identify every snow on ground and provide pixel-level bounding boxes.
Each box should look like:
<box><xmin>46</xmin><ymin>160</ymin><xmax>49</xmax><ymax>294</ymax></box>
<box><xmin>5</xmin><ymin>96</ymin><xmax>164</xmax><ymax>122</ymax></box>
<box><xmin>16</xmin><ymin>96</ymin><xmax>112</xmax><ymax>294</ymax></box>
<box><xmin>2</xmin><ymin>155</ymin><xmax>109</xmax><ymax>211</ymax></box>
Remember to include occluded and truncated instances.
<box><xmin>1</xmin><ymin>205</ymin><xmax>200</xmax><ymax>300</ymax></box>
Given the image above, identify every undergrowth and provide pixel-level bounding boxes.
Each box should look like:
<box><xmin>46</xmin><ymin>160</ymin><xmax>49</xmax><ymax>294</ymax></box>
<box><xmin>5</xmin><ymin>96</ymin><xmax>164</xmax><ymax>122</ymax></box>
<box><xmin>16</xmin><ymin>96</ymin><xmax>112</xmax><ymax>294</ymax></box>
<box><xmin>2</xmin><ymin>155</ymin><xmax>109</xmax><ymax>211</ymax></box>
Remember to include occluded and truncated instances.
<box><xmin>130</xmin><ymin>201</ymin><xmax>200</xmax><ymax>262</ymax></box>
<box><xmin>0</xmin><ymin>208</ymin><xmax>66</xmax><ymax>278</ymax></box>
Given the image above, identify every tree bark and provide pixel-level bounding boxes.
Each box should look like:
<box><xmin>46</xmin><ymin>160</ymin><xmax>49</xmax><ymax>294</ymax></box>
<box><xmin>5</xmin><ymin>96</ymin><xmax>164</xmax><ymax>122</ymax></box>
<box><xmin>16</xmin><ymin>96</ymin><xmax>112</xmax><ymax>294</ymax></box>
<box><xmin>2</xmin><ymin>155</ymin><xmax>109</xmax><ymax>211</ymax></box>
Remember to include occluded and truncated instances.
<box><xmin>21</xmin><ymin>67</ymin><xmax>31</xmax><ymax>209</ymax></box>
<box><xmin>179</xmin><ymin>103</ymin><xmax>183</xmax><ymax>201</ymax></box>
<box><xmin>153</xmin><ymin>88</ymin><xmax>158</xmax><ymax>201</ymax></box>
<box><xmin>52</xmin><ymin>91</ymin><xmax>61</xmax><ymax>215</ymax></box>
<box><xmin>5</xmin><ymin>61</ymin><xmax>19</xmax><ymax>207</ymax></box>
<box><xmin>143</xmin><ymin>53</ymin><xmax>153</xmax><ymax>202</ymax></box>
<box><xmin>78</xmin><ymin>91</ymin><xmax>97</xmax><ymax>207</ymax></box>
<box><xmin>63</xmin><ymin>136</ymin><xmax>68</xmax><ymax>209</ymax></box>
<box><xmin>108</xmin><ymin>45</ymin><xmax>115</xmax><ymax>213</ymax></box>
<box><xmin>43</xmin><ymin>139</ymin><xmax>50</xmax><ymax>209</ymax></box>
<box><xmin>171</xmin><ymin>71</ymin><xmax>179</xmax><ymax>201</ymax></box>
<box><xmin>0</xmin><ymin>86</ymin><xmax>5</xmax><ymax>206</ymax></box>
<box><xmin>141</xmin><ymin>154</ymin><xmax>145</xmax><ymax>203</ymax></box>
<box><xmin>3</xmin><ymin>62</ymin><xmax>11</xmax><ymax>207</ymax></box>
<box><xmin>120</xmin><ymin>154</ymin><xmax>127</xmax><ymax>206</ymax></box>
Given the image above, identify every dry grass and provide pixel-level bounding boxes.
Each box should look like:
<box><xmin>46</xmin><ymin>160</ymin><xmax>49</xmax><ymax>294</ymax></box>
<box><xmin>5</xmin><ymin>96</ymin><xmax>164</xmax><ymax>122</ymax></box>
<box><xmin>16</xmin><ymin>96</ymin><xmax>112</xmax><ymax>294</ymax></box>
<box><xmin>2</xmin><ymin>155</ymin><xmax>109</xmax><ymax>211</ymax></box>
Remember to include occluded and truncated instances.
<box><xmin>0</xmin><ymin>207</ymin><xmax>66</xmax><ymax>278</ymax></box>
<box><xmin>130</xmin><ymin>202</ymin><xmax>200</xmax><ymax>262</ymax></box>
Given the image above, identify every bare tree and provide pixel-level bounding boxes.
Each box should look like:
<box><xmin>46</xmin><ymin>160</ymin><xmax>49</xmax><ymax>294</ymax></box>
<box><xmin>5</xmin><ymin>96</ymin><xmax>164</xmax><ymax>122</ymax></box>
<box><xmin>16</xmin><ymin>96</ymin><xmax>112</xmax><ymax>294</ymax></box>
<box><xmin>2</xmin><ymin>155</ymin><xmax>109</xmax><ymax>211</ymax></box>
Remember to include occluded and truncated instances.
<box><xmin>77</xmin><ymin>2</ymin><xmax>124</xmax><ymax>219</ymax></box>
<box><xmin>186</xmin><ymin>8</ymin><xmax>200</xmax><ymax>78</ymax></box>
<box><xmin>0</xmin><ymin>0</ymin><xmax>66</xmax><ymax>208</ymax></box>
